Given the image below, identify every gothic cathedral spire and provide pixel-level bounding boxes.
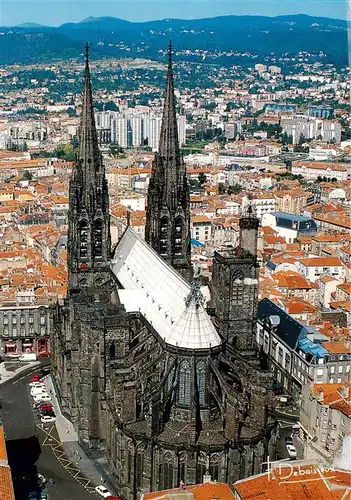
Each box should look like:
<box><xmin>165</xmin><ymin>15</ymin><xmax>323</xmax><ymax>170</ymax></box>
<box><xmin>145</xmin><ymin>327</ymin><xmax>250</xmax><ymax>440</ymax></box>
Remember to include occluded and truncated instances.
<box><xmin>67</xmin><ymin>42</ymin><xmax>112</xmax><ymax>293</ymax></box>
<box><xmin>145</xmin><ymin>42</ymin><xmax>192</xmax><ymax>281</ymax></box>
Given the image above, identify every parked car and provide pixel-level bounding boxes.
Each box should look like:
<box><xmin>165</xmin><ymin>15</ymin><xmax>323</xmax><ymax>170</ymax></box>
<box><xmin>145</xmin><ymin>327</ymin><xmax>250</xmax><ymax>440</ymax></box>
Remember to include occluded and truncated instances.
<box><xmin>28</xmin><ymin>491</ymin><xmax>40</xmax><ymax>500</ymax></box>
<box><xmin>29</xmin><ymin>375</ymin><xmax>42</xmax><ymax>384</ymax></box>
<box><xmin>37</xmin><ymin>473</ymin><xmax>46</xmax><ymax>486</ymax></box>
<box><xmin>34</xmin><ymin>400</ymin><xmax>51</xmax><ymax>409</ymax></box>
<box><xmin>286</xmin><ymin>443</ymin><xmax>297</xmax><ymax>459</ymax></box>
<box><xmin>34</xmin><ymin>394</ymin><xmax>51</xmax><ymax>403</ymax></box>
<box><xmin>41</xmin><ymin>410</ymin><xmax>56</xmax><ymax>418</ymax></box>
<box><xmin>95</xmin><ymin>485</ymin><xmax>113</xmax><ymax>499</ymax></box>
<box><xmin>29</xmin><ymin>383</ymin><xmax>45</xmax><ymax>391</ymax></box>
<box><xmin>39</xmin><ymin>404</ymin><xmax>53</xmax><ymax>412</ymax></box>
<box><xmin>39</xmin><ymin>351</ymin><xmax>50</xmax><ymax>358</ymax></box>
<box><xmin>41</xmin><ymin>416</ymin><xmax>56</xmax><ymax>424</ymax></box>
<box><xmin>30</xmin><ymin>387</ymin><xmax>48</xmax><ymax>396</ymax></box>
<box><xmin>19</xmin><ymin>353</ymin><xmax>38</xmax><ymax>362</ymax></box>
<box><xmin>285</xmin><ymin>437</ymin><xmax>293</xmax><ymax>446</ymax></box>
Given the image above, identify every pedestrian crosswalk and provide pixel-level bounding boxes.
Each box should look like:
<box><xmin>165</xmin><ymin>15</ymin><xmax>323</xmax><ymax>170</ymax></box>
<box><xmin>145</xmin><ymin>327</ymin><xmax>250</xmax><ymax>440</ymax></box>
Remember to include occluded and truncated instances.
<box><xmin>39</xmin><ymin>423</ymin><xmax>95</xmax><ymax>493</ymax></box>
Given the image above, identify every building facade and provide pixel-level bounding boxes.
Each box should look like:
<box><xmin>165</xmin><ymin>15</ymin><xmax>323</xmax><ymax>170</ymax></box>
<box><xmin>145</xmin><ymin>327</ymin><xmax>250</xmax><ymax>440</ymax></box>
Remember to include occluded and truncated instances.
<box><xmin>51</xmin><ymin>44</ymin><xmax>275</xmax><ymax>500</ymax></box>
<box><xmin>0</xmin><ymin>305</ymin><xmax>50</xmax><ymax>357</ymax></box>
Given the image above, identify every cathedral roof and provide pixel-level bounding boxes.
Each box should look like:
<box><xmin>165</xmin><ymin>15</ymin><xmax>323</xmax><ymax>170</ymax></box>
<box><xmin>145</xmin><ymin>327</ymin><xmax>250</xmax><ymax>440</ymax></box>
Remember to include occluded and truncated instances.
<box><xmin>112</xmin><ymin>227</ymin><xmax>221</xmax><ymax>350</ymax></box>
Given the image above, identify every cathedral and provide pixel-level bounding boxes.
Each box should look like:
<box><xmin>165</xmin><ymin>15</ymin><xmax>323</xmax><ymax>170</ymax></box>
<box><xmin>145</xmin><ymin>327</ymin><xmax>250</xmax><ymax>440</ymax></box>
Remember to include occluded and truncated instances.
<box><xmin>51</xmin><ymin>43</ymin><xmax>275</xmax><ymax>499</ymax></box>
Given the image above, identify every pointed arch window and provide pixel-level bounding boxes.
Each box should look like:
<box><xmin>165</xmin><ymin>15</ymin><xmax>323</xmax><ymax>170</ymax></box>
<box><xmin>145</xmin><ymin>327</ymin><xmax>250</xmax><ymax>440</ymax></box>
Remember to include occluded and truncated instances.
<box><xmin>79</xmin><ymin>220</ymin><xmax>88</xmax><ymax>260</ymax></box>
<box><xmin>136</xmin><ymin>451</ymin><xmax>143</xmax><ymax>488</ymax></box>
<box><xmin>161</xmin><ymin>452</ymin><xmax>174</xmax><ymax>490</ymax></box>
<box><xmin>179</xmin><ymin>360</ymin><xmax>191</xmax><ymax>406</ymax></box>
<box><xmin>174</xmin><ymin>216</ymin><xmax>183</xmax><ymax>256</ymax></box>
<box><xmin>159</xmin><ymin>217</ymin><xmax>169</xmax><ymax>257</ymax></box>
<box><xmin>196</xmin><ymin>361</ymin><xmax>206</xmax><ymax>407</ymax></box>
<box><xmin>209</xmin><ymin>454</ymin><xmax>220</xmax><ymax>481</ymax></box>
<box><xmin>109</xmin><ymin>342</ymin><xmax>116</xmax><ymax>359</ymax></box>
<box><xmin>179</xmin><ymin>451</ymin><xmax>186</xmax><ymax>484</ymax></box>
<box><xmin>93</xmin><ymin>219</ymin><xmax>103</xmax><ymax>259</ymax></box>
<box><xmin>197</xmin><ymin>452</ymin><xmax>207</xmax><ymax>484</ymax></box>
<box><xmin>167</xmin><ymin>366</ymin><xmax>175</xmax><ymax>392</ymax></box>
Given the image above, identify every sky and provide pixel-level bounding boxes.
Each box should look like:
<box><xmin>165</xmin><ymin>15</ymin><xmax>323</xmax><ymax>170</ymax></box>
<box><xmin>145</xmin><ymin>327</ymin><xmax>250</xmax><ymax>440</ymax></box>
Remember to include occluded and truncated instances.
<box><xmin>0</xmin><ymin>0</ymin><xmax>348</xmax><ymax>26</ymax></box>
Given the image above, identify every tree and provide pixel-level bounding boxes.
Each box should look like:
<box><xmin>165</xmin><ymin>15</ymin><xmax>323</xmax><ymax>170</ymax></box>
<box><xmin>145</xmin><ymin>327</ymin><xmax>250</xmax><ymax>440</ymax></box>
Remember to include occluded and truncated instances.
<box><xmin>109</xmin><ymin>143</ymin><xmax>123</xmax><ymax>156</ymax></box>
<box><xmin>218</xmin><ymin>183</ymin><xmax>227</xmax><ymax>195</ymax></box>
<box><xmin>228</xmin><ymin>183</ymin><xmax>242</xmax><ymax>195</ymax></box>
<box><xmin>198</xmin><ymin>173</ymin><xmax>207</xmax><ymax>185</ymax></box>
<box><xmin>22</xmin><ymin>171</ymin><xmax>32</xmax><ymax>181</ymax></box>
<box><xmin>66</xmin><ymin>107</ymin><xmax>76</xmax><ymax>117</ymax></box>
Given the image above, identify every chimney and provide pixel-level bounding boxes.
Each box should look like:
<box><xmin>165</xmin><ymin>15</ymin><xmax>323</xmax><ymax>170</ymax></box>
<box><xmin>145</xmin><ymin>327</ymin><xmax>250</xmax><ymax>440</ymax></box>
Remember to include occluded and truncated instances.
<box><xmin>317</xmin><ymin>388</ymin><xmax>324</xmax><ymax>402</ymax></box>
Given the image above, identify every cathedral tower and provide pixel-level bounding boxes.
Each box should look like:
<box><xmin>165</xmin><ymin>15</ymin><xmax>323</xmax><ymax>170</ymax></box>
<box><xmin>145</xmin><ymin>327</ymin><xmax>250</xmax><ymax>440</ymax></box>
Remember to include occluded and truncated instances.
<box><xmin>145</xmin><ymin>42</ymin><xmax>192</xmax><ymax>281</ymax></box>
<box><xmin>67</xmin><ymin>43</ymin><xmax>112</xmax><ymax>293</ymax></box>
<box><xmin>210</xmin><ymin>208</ymin><xmax>260</xmax><ymax>350</ymax></box>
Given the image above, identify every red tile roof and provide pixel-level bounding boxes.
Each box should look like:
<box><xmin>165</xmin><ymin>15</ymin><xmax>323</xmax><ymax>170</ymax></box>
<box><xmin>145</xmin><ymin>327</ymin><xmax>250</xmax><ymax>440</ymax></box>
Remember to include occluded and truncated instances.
<box><xmin>234</xmin><ymin>465</ymin><xmax>351</xmax><ymax>500</ymax></box>
<box><xmin>143</xmin><ymin>482</ymin><xmax>235</xmax><ymax>500</ymax></box>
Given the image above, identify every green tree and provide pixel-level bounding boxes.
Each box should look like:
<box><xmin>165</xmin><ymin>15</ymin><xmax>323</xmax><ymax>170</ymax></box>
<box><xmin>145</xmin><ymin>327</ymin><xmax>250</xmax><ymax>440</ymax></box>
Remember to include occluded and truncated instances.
<box><xmin>218</xmin><ymin>183</ymin><xmax>227</xmax><ymax>195</ymax></box>
<box><xmin>22</xmin><ymin>171</ymin><xmax>32</xmax><ymax>181</ymax></box>
<box><xmin>227</xmin><ymin>183</ymin><xmax>242</xmax><ymax>195</ymax></box>
<box><xmin>198</xmin><ymin>173</ymin><xmax>207</xmax><ymax>185</ymax></box>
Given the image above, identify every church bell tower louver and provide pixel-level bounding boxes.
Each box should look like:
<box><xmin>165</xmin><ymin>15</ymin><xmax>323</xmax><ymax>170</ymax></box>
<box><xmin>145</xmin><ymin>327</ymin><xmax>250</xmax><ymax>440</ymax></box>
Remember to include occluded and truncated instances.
<box><xmin>67</xmin><ymin>43</ymin><xmax>112</xmax><ymax>293</ymax></box>
<box><xmin>145</xmin><ymin>42</ymin><xmax>192</xmax><ymax>281</ymax></box>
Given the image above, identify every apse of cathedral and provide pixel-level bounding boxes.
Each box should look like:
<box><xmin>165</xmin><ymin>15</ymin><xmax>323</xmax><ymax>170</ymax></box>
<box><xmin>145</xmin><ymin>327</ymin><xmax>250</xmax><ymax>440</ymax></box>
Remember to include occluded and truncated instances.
<box><xmin>51</xmin><ymin>42</ymin><xmax>275</xmax><ymax>499</ymax></box>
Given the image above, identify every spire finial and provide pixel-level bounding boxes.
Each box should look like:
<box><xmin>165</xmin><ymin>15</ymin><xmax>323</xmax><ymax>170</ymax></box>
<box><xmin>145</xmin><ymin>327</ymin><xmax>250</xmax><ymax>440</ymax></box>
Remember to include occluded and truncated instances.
<box><xmin>185</xmin><ymin>264</ymin><xmax>204</xmax><ymax>309</ymax></box>
<box><xmin>168</xmin><ymin>40</ymin><xmax>172</xmax><ymax>64</ymax></box>
<box><xmin>85</xmin><ymin>41</ymin><xmax>89</xmax><ymax>67</ymax></box>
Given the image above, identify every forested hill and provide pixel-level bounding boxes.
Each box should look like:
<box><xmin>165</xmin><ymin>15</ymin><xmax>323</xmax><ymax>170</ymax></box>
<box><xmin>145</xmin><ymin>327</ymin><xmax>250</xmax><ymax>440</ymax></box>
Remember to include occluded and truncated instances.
<box><xmin>0</xmin><ymin>14</ymin><xmax>348</xmax><ymax>65</ymax></box>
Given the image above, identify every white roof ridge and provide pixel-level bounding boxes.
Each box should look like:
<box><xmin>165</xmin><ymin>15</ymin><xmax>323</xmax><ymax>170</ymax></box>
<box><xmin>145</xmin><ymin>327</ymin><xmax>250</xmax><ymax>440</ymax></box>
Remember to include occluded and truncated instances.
<box><xmin>112</xmin><ymin>226</ymin><xmax>221</xmax><ymax>350</ymax></box>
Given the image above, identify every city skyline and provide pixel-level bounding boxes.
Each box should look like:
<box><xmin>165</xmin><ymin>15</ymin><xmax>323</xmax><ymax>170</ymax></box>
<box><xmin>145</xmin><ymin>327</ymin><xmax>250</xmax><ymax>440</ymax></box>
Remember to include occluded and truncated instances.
<box><xmin>0</xmin><ymin>0</ymin><xmax>348</xmax><ymax>27</ymax></box>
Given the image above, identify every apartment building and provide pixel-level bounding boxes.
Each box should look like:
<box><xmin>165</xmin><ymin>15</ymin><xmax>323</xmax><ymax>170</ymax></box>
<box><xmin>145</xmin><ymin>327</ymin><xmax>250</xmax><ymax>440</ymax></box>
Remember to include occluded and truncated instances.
<box><xmin>291</xmin><ymin>162</ymin><xmax>348</xmax><ymax>182</ymax></box>
<box><xmin>191</xmin><ymin>216</ymin><xmax>212</xmax><ymax>244</ymax></box>
<box><xmin>261</xmin><ymin>212</ymin><xmax>317</xmax><ymax>243</ymax></box>
<box><xmin>299</xmin><ymin>382</ymin><xmax>350</xmax><ymax>458</ymax></box>
<box><xmin>298</xmin><ymin>256</ymin><xmax>344</xmax><ymax>283</ymax></box>
<box><xmin>275</xmin><ymin>189</ymin><xmax>309</xmax><ymax>215</ymax></box>
<box><xmin>257</xmin><ymin>298</ymin><xmax>351</xmax><ymax>401</ymax></box>
<box><xmin>0</xmin><ymin>305</ymin><xmax>50</xmax><ymax>357</ymax></box>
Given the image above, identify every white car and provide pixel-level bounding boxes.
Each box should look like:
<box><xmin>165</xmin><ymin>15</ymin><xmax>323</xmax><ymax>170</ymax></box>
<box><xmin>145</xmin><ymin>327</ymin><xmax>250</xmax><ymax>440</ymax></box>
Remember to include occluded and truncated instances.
<box><xmin>29</xmin><ymin>381</ymin><xmax>45</xmax><ymax>387</ymax></box>
<box><xmin>41</xmin><ymin>415</ymin><xmax>56</xmax><ymax>424</ymax></box>
<box><xmin>34</xmin><ymin>394</ymin><xmax>51</xmax><ymax>403</ymax></box>
<box><xmin>31</xmin><ymin>388</ymin><xmax>49</xmax><ymax>397</ymax></box>
<box><xmin>95</xmin><ymin>485</ymin><xmax>112</xmax><ymax>498</ymax></box>
<box><xmin>286</xmin><ymin>444</ymin><xmax>297</xmax><ymax>459</ymax></box>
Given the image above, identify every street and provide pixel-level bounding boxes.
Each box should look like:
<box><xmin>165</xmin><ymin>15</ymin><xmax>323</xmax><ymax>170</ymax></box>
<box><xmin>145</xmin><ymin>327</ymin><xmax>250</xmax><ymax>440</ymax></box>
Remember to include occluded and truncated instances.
<box><xmin>276</xmin><ymin>420</ymin><xmax>304</xmax><ymax>462</ymax></box>
<box><xmin>0</xmin><ymin>369</ymin><xmax>94</xmax><ymax>500</ymax></box>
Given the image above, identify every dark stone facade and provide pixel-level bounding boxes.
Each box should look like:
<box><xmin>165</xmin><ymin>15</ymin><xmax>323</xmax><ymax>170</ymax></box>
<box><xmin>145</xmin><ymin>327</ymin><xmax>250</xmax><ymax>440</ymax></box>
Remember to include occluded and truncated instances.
<box><xmin>51</xmin><ymin>43</ymin><xmax>275</xmax><ymax>500</ymax></box>
<box><xmin>145</xmin><ymin>43</ymin><xmax>192</xmax><ymax>282</ymax></box>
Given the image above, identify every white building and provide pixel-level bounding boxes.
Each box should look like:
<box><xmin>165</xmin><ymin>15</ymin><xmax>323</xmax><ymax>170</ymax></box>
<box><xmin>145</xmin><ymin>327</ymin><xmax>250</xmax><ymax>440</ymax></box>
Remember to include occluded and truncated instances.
<box><xmin>298</xmin><ymin>257</ymin><xmax>344</xmax><ymax>283</ymax></box>
<box><xmin>191</xmin><ymin>216</ymin><xmax>212</xmax><ymax>244</ymax></box>
<box><xmin>120</xmin><ymin>196</ymin><xmax>146</xmax><ymax>212</ymax></box>
<box><xmin>261</xmin><ymin>212</ymin><xmax>317</xmax><ymax>244</ymax></box>
<box><xmin>112</xmin><ymin>116</ymin><xmax>128</xmax><ymax>148</ymax></box>
<box><xmin>291</xmin><ymin>163</ymin><xmax>348</xmax><ymax>182</ymax></box>
<box><xmin>242</xmin><ymin>194</ymin><xmax>276</xmax><ymax>220</ymax></box>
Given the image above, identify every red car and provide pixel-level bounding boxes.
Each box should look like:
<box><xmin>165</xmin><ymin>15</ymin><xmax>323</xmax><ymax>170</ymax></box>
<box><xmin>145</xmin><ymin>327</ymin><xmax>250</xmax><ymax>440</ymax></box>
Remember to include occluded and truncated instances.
<box><xmin>30</xmin><ymin>375</ymin><xmax>41</xmax><ymax>383</ymax></box>
<box><xmin>39</xmin><ymin>351</ymin><xmax>50</xmax><ymax>358</ymax></box>
<box><xmin>39</xmin><ymin>404</ymin><xmax>53</xmax><ymax>411</ymax></box>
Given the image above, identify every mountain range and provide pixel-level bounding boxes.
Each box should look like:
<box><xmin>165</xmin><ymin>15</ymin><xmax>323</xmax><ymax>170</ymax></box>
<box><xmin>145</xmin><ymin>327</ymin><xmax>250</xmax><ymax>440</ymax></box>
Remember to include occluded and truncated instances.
<box><xmin>0</xmin><ymin>14</ymin><xmax>348</xmax><ymax>66</ymax></box>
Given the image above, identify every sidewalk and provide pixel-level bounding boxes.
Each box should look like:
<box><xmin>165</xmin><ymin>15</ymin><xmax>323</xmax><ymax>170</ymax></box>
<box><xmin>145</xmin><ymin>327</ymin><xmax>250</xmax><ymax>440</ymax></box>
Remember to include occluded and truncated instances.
<box><xmin>44</xmin><ymin>375</ymin><xmax>118</xmax><ymax>495</ymax></box>
<box><xmin>0</xmin><ymin>360</ymin><xmax>41</xmax><ymax>385</ymax></box>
